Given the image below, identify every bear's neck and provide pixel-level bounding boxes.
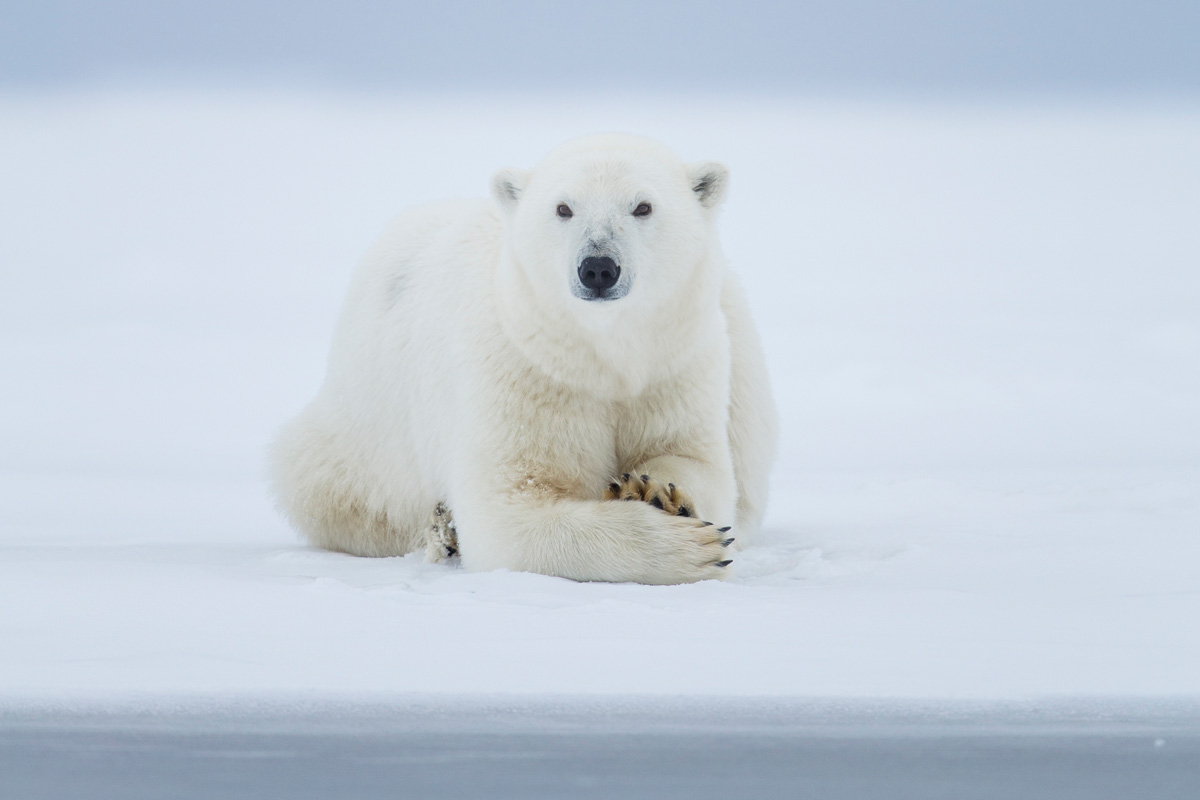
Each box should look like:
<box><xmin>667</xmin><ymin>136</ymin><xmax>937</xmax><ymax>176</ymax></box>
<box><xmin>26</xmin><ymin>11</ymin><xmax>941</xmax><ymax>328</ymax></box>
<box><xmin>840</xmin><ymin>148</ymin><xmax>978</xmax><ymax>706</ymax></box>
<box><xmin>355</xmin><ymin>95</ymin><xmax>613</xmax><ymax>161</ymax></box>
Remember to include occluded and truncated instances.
<box><xmin>494</xmin><ymin>255</ymin><xmax>724</xmax><ymax>400</ymax></box>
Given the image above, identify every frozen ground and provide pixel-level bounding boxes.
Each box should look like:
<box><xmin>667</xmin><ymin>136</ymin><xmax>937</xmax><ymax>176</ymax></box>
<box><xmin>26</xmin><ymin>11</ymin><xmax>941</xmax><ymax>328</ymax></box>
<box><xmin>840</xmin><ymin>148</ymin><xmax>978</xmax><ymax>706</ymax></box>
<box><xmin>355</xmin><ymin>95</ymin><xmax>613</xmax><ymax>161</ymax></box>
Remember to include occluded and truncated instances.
<box><xmin>1</xmin><ymin>91</ymin><xmax>1198</xmax><ymax>703</ymax></box>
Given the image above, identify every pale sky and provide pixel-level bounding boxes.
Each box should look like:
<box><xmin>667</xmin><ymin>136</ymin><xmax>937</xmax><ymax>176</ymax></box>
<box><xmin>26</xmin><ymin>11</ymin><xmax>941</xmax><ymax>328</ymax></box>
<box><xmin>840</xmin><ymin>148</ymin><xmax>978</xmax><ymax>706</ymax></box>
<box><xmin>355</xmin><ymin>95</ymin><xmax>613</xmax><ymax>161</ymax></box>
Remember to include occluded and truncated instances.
<box><xmin>3</xmin><ymin>0</ymin><xmax>1198</xmax><ymax>96</ymax></box>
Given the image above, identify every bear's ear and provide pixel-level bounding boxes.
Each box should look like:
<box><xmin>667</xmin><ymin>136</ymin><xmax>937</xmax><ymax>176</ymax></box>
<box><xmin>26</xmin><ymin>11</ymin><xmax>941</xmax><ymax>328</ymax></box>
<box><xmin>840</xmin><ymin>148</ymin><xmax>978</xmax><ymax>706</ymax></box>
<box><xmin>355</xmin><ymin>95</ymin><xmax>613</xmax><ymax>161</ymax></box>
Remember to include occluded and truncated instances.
<box><xmin>491</xmin><ymin>168</ymin><xmax>527</xmax><ymax>212</ymax></box>
<box><xmin>689</xmin><ymin>161</ymin><xmax>729</xmax><ymax>209</ymax></box>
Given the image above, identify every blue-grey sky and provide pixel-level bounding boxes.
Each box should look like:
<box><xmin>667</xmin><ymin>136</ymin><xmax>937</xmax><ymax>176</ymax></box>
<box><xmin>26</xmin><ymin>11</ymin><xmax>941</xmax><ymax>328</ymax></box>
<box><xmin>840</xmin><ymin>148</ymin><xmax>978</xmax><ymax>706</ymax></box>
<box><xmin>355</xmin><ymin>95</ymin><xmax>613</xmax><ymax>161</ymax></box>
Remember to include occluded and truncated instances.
<box><xmin>3</xmin><ymin>0</ymin><xmax>1198</xmax><ymax>96</ymax></box>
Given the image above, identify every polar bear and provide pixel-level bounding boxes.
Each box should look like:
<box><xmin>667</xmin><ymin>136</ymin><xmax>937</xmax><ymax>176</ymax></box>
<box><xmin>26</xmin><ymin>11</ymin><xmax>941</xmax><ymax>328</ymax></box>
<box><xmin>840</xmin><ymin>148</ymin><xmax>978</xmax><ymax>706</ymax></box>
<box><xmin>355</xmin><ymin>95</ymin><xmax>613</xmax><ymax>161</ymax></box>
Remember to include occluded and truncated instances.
<box><xmin>269</xmin><ymin>134</ymin><xmax>776</xmax><ymax>584</ymax></box>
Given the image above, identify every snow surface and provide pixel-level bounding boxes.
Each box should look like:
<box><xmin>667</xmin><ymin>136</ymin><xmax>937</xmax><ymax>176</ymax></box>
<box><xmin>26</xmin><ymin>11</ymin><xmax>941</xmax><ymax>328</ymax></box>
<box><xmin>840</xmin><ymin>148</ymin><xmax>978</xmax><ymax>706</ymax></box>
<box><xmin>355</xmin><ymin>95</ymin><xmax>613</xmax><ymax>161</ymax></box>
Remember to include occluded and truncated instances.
<box><xmin>1</xmin><ymin>91</ymin><xmax>1198</xmax><ymax>703</ymax></box>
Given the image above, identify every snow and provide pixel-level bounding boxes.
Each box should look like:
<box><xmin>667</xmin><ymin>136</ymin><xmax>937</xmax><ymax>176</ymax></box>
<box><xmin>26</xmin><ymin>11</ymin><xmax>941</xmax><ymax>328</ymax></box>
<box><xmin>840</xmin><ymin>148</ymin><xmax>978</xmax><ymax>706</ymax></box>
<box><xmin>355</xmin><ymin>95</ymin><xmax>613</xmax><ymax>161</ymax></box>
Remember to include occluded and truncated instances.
<box><xmin>1</xmin><ymin>90</ymin><xmax>1198</xmax><ymax>704</ymax></box>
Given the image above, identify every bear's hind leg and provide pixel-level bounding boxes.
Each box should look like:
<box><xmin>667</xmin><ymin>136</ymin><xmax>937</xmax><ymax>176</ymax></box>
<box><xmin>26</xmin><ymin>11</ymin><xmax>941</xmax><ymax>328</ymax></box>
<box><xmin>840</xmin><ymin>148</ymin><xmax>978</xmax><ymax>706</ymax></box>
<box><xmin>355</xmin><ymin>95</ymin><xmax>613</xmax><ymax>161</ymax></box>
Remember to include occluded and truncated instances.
<box><xmin>268</xmin><ymin>406</ymin><xmax>424</xmax><ymax>557</ymax></box>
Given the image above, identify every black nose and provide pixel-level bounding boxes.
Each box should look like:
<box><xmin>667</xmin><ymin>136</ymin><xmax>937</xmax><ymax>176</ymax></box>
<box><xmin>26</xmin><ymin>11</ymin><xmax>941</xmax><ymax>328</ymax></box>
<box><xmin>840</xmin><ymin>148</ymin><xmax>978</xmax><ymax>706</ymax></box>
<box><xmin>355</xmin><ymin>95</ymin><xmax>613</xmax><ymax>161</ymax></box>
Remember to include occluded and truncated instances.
<box><xmin>578</xmin><ymin>256</ymin><xmax>620</xmax><ymax>291</ymax></box>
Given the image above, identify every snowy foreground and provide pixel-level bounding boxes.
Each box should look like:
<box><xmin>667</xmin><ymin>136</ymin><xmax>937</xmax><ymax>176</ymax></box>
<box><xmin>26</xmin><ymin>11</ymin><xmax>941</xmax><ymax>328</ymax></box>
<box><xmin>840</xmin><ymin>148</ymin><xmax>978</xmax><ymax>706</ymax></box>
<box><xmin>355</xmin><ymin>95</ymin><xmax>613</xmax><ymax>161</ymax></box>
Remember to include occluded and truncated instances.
<box><xmin>2</xmin><ymin>468</ymin><xmax>1199</xmax><ymax>699</ymax></box>
<box><xmin>1</xmin><ymin>90</ymin><xmax>1198</xmax><ymax>704</ymax></box>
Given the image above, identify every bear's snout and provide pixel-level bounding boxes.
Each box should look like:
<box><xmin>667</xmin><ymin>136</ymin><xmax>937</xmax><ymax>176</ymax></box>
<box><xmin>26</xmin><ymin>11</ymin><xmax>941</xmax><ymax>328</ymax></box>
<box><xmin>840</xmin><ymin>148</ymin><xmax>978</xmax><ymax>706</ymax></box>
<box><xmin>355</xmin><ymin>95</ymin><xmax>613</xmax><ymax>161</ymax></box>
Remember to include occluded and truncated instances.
<box><xmin>578</xmin><ymin>256</ymin><xmax>621</xmax><ymax>293</ymax></box>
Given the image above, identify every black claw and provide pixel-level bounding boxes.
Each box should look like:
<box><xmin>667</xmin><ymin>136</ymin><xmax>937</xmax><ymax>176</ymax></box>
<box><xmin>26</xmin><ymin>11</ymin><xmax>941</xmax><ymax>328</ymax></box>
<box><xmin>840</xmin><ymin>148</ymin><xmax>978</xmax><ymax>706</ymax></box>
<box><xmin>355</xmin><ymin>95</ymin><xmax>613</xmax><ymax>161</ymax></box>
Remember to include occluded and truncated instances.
<box><xmin>676</xmin><ymin>506</ymin><xmax>692</xmax><ymax>517</ymax></box>
<box><xmin>649</xmin><ymin>496</ymin><xmax>664</xmax><ymax>509</ymax></box>
<box><xmin>720</xmin><ymin>537</ymin><xmax>735</xmax><ymax>547</ymax></box>
<box><xmin>640</xmin><ymin>474</ymin><xmax>650</xmax><ymax>482</ymax></box>
<box><xmin>714</xmin><ymin>560</ymin><xmax>732</xmax><ymax>568</ymax></box>
<box><xmin>701</xmin><ymin>521</ymin><xmax>713</xmax><ymax>526</ymax></box>
<box><xmin>668</xmin><ymin>483</ymin><xmax>675</xmax><ymax>491</ymax></box>
<box><xmin>608</xmin><ymin>482</ymin><xmax>620</xmax><ymax>493</ymax></box>
<box><xmin>621</xmin><ymin>473</ymin><xmax>631</xmax><ymax>482</ymax></box>
<box><xmin>717</xmin><ymin>526</ymin><xmax>731</xmax><ymax>533</ymax></box>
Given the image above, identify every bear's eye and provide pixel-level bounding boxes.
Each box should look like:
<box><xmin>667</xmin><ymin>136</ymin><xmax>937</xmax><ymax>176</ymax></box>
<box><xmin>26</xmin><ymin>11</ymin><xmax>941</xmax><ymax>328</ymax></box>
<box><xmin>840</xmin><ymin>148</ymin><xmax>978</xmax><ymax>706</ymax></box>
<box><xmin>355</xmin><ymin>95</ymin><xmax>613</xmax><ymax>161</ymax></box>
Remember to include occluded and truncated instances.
<box><xmin>556</xmin><ymin>203</ymin><xmax>573</xmax><ymax>219</ymax></box>
<box><xmin>633</xmin><ymin>202</ymin><xmax>652</xmax><ymax>217</ymax></box>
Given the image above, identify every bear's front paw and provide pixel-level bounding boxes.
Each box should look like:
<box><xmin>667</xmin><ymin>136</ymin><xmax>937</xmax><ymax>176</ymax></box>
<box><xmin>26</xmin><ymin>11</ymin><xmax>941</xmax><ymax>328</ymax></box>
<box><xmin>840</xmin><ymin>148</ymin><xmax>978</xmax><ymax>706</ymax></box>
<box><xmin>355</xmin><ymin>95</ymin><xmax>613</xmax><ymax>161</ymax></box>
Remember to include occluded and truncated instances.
<box><xmin>604</xmin><ymin>472</ymin><xmax>701</xmax><ymax>518</ymax></box>
<box><xmin>652</xmin><ymin>514</ymin><xmax>738</xmax><ymax>581</ymax></box>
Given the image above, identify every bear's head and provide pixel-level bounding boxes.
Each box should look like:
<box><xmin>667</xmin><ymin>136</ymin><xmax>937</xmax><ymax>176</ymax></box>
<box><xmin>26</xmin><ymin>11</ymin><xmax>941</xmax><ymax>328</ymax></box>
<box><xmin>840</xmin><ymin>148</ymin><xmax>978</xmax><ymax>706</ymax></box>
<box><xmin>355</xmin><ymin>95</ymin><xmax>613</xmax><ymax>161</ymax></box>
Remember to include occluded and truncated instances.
<box><xmin>491</xmin><ymin>135</ymin><xmax>728</xmax><ymax>320</ymax></box>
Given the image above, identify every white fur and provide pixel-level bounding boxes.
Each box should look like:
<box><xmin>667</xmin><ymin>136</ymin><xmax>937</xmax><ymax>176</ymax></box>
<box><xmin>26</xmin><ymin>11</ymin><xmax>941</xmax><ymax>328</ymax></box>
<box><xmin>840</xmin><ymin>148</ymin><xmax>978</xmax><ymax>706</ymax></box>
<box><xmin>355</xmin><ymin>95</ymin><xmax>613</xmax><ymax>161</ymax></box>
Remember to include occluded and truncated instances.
<box><xmin>269</xmin><ymin>134</ymin><xmax>776</xmax><ymax>584</ymax></box>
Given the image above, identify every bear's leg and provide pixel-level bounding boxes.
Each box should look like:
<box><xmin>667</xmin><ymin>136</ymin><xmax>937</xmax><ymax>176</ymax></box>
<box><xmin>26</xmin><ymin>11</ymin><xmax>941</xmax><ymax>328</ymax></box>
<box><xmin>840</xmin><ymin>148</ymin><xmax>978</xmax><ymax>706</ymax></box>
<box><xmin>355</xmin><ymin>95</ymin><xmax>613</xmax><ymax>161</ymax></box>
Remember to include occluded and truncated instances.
<box><xmin>722</xmin><ymin>276</ymin><xmax>777</xmax><ymax>542</ymax></box>
<box><xmin>269</xmin><ymin>405</ymin><xmax>425</xmax><ymax>557</ymax></box>
<box><xmin>609</xmin><ymin>453</ymin><xmax>738</xmax><ymax>533</ymax></box>
<box><xmin>453</xmin><ymin>494</ymin><xmax>733</xmax><ymax>585</ymax></box>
